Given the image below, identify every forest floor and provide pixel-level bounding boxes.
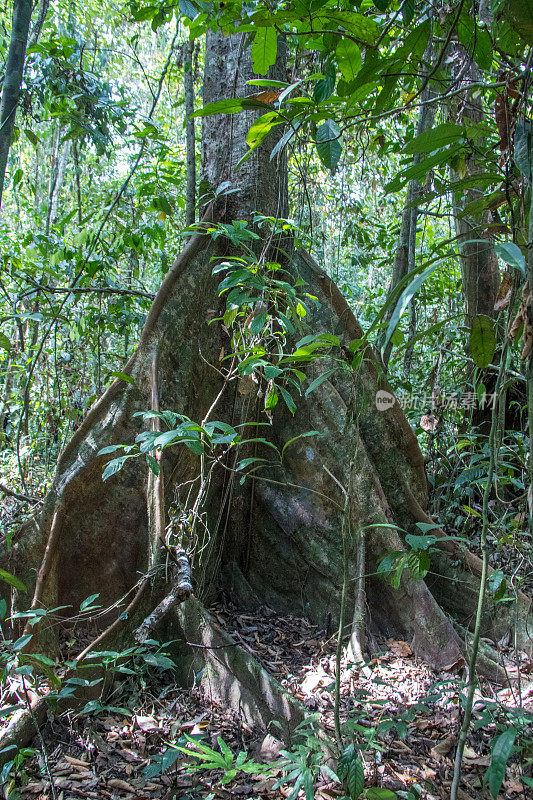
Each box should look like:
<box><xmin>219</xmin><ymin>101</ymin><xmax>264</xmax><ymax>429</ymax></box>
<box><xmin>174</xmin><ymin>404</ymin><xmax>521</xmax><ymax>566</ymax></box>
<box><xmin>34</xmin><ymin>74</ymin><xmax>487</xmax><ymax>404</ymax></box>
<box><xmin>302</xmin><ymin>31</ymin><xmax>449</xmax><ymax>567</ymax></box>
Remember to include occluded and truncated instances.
<box><xmin>5</xmin><ymin>604</ymin><xmax>531</xmax><ymax>800</ymax></box>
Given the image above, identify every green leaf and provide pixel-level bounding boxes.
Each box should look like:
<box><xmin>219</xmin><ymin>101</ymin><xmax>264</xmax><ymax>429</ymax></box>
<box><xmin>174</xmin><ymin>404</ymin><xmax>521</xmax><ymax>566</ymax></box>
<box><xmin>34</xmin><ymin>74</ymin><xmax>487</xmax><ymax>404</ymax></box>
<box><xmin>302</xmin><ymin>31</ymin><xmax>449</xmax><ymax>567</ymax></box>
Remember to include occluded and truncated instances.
<box><xmin>382</xmin><ymin>263</ymin><xmax>438</xmax><ymax>357</ymax></box>
<box><xmin>146</xmin><ymin>454</ymin><xmax>160</xmax><ymax>475</ymax></box>
<box><xmin>282</xmin><ymin>430</ymin><xmax>320</xmax><ymax>458</ymax></box>
<box><xmin>0</xmin><ymin>332</ymin><xmax>11</xmax><ymax>352</ymax></box>
<box><xmin>109</xmin><ymin>370</ymin><xmax>136</xmax><ymax>385</ymax></box>
<box><xmin>402</xmin><ymin>0</ymin><xmax>415</xmax><ymax>24</ymax></box>
<box><xmin>80</xmin><ymin>593</ymin><xmax>100</xmax><ymax>611</ymax></box>
<box><xmin>486</xmin><ymin>728</ymin><xmax>516</xmax><ymax>798</ymax></box>
<box><xmin>193</xmin><ymin>97</ymin><xmax>272</xmax><ymax>118</ymax></box>
<box><xmin>142</xmin><ymin>653</ymin><xmax>175</xmax><ymax>670</ymax></box>
<box><xmin>494</xmin><ymin>242</ymin><xmax>525</xmax><ymax>276</ymax></box>
<box><xmin>315</xmin><ymin>119</ymin><xmax>342</xmax><ymax>171</ymax></box>
<box><xmin>303</xmin><ymin>769</ymin><xmax>314</xmax><ymax>800</ymax></box>
<box><xmin>314</xmin><ymin>64</ymin><xmax>336</xmax><ymax>102</ymax></box>
<box><xmin>12</xmin><ymin>168</ymin><xmax>23</xmax><ymax>187</ymax></box>
<box><xmin>13</xmin><ymin>634</ymin><xmax>32</xmax><ymax>651</ymax></box>
<box><xmin>265</xmin><ymin>387</ymin><xmax>279</xmax><ymax>409</ymax></box>
<box><xmin>347</xmin><ymin>754</ymin><xmax>365</xmax><ymax>800</ymax></box>
<box><xmin>474</xmin><ymin>29</ymin><xmax>493</xmax><ymax>70</ymax></box>
<box><xmin>324</xmin><ymin>12</ymin><xmax>379</xmax><ymax>45</ymax></box>
<box><xmin>365</xmin><ymin>789</ymin><xmax>398</xmax><ymax>799</ymax></box>
<box><xmin>0</xmin><ymin>568</ymin><xmax>26</xmax><ymax>592</ymax></box>
<box><xmin>279</xmin><ymin>385</ymin><xmax>297</xmax><ymax>414</ymax></box>
<box><xmin>336</xmin><ymin>39</ymin><xmax>362</xmax><ymax>81</ymax></box>
<box><xmin>246</xmin><ymin>112</ymin><xmax>279</xmax><ymax>149</ymax></box>
<box><xmin>469</xmin><ymin>315</ymin><xmax>496</xmax><ymax>369</ymax></box>
<box><xmin>178</xmin><ymin>0</ymin><xmax>198</xmax><ymax>19</ymax></box>
<box><xmin>407</xmin><ymin>549</ymin><xmax>430</xmax><ymax>580</ymax></box>
<box><xmin>102</xmin><ymin>455</ymin><xmax>131</xmax><ymax>481</ymax></box>
<box><xmin>305</xmin><ymin>368</ymin><xmax>337</xmax><ymax>396</ymax></box>
<box><xmin>514</xmin><ymin>120</ymin><xmax>533</xmax><ymax>181</ymax></box>
<box><xmin>405</xmin><ymin>123</ymin><xmax>464</xmax><ymax>154</ymax></box>
<box><xmin>24</xmin><ymin>128</ymin><xmax>40</xmax><ymax>146</ymax></box>
<box><xmin>405</xmin><ymin>534</ymin><xmax>437</xmax><ymax>550</ymax></box>
<box><xmin>251</xmin><ymin>27</ymin><xmax>278</xmax><ymax>75</ymax></box>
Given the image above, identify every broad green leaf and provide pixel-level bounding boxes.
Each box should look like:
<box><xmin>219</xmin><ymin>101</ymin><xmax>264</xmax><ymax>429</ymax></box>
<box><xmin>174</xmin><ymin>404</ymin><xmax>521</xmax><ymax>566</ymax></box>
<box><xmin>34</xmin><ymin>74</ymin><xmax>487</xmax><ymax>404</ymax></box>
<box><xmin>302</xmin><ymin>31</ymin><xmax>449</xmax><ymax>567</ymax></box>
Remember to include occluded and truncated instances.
<box><xmin>146</xmin><ymin>454</ymin><xmax>160</xmax><ymax>475</ymax></box>
<box><xmin>474</xmin><ymin>29</ymin><xmax>493</xmax><ymax>70</ymax></box>
<box><xmin>365</xmin><ymin>788</ymin><xmax>398</xmax><ymax>799</ymax></box>
<box><xmin>323</xmin><ymin>12</ymin><xmax>379</xmax><ymax>45</ymax></box>
<box><xmin>193</xmin><ymin>97</ymin><xmax>274</xmax><ymax>118</ymax></box>
<box><xmin>0</xmin><ymin>332</ymin><xmax>11</xmax><ymax>352</ymax></box>
<box><xmin>24</xmin><ymin>128</ymin><xmax>39</xmax><ymax>146</ymax></box>
<box><xmin>405</xmin><ymin>123</ymin><xmax>464</xmax><ymax>154</ymax></box>
<box><xmin>347</xmin><ymin>754</ymin><xmax>364</xmax><ymax>800</ymax></box>
<box><xmin>469</xmin><ymin>315</ymin><xmax>496</xmax><ymax>369</ymax></box>
<box><xmin>405</xmin><ymin>534</ymin><xmax>437</xmax><ymax>550</ymax></box>
<box><xmin>13</xmin><ymin>634</ymin><xmax>33</xmax><ymax>651</ymax></box>
<box><xmin>80</xmin><ymin>593</ymin><xmax>100</xmax><ymax>611</ymax></box>
<box><xmin>382</xmin><ymin>263</ymin><xmax>438</xmax><ymax>356</ymax></box>
<box><xmin>504</xmin><ymin>0</ymin><xmax>533</xmax><ymax>44</ymax></box>
<box><xmin>251</xmin><ymin>27</ymin><xmax>278</xmax><ymax>75</ymax></box>
<box><xmin>407</xmin><ymin>549</ymin><xmax>430</xmax><ymax>580</ymax></box>
<box><xmin>279</xmin><ymin>385</ymin><xmax>296</xmax><ymax>414</ymax></box>
<box><xmin>494</xmin><ymin>241</ymin><xmax>526</xmax><ymax>276</ymax></box>
<box><xmin>315</xmin><ymin>119</ymin><xmax>342</xmax><ymax>170</ymax></box>
<box><xmin>336</xmin><ymin>39</ymin><xmax>362</xmax><ymax>81</ymax></box>
<box><xmin>109</xmin><ymin>371</ymin><xmax>135</xmax><ymax>385</ymax></box>
<box><xmin>178</xmin><ymin>0</ymin><xmax>198</xmax><ymax>19</ymax></box>
<box><xmin>102</xmin><ymin>455</ymin><xmax>131</xmax><ymax>481</ymax></box>
<box><xmin>314</xmin><ymin>64</ymin><xmax>336</xmax><ymax>102</ymax></box>
<box><xmin>0</xmin><ymin>568</ymin><xmax>26</xmax><ymax>592</ymax></box>
<box><xmin>514</xmin><ymin>119</ymin><xmax>533</xmax><ymax>180</ymax></box>
<box><xmin>402</xmin><ymin>0</ymin><xmax>415</xmax><ymax>24</ymax></box>
<box><xmin>486</xmin><ymin>728</ymin><xmax>516</xmax><ymax>798</ymax></box>
<box><xmin>246</xmin><ymin>112</ymin><xmax>279</xmax><ymax>149</ymax></box>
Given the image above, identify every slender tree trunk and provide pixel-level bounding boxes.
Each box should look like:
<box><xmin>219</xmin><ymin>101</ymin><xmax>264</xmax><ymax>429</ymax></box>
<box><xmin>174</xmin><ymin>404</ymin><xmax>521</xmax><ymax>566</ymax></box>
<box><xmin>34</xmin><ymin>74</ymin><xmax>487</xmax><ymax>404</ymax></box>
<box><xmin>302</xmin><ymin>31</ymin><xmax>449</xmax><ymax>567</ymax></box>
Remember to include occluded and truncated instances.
<box><xmin>0</xmin><ymin>0</ymin><xmax>33</xmax><ymax>211</ymax></box>
<box><xmin>27</xmin><ymin>0</ymin><xmax>49</xmax><ymax>48</ymax></box>
<box><xmin>379</xmin><ymin>99</ymin><xmax>435</xmax><ymax>370</ymax></box>
<box><xmin>184</xmin><ymin>41</ymin><xmax>196</xmax><ymax>227</ymax></box>
<box><xmin>449</xmin><ymin>51</ymin><xmax>500</xmax><ymax>322</ymax></box>
<box><xmin>48</xmin><ymin>137</ymin><xmax>70</xmax><ymax>230</ymax></box>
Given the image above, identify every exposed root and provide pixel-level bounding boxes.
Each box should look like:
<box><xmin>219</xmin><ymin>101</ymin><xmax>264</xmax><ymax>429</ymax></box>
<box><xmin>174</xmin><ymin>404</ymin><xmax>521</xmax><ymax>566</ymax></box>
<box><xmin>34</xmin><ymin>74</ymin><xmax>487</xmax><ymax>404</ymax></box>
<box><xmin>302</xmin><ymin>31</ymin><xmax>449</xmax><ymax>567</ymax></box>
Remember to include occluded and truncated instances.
<box><xmin>175</xmin><ymin>597</ymin><xmax>305</xmax><ymax>741</ymax></box>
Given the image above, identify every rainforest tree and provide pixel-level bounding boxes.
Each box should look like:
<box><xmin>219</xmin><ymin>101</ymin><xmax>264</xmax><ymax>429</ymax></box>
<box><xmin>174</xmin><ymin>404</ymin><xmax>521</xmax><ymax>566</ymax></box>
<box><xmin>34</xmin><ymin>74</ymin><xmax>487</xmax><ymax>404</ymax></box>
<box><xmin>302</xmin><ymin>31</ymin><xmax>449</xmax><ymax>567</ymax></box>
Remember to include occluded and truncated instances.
<box><xmin>1</xmin><ymin>0</ymin><xmax>532</xmax><ymax>774</ymax></box>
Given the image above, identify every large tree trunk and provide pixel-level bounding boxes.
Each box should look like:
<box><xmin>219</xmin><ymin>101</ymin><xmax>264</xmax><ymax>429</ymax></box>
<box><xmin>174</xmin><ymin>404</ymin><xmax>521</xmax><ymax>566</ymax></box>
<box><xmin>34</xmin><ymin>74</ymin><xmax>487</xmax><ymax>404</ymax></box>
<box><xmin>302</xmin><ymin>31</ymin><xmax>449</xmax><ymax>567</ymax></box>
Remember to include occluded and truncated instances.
<box><xmin>2</xmin><ymin>30</ymin><xmax>531</xmax><ymax>752</ymax></box>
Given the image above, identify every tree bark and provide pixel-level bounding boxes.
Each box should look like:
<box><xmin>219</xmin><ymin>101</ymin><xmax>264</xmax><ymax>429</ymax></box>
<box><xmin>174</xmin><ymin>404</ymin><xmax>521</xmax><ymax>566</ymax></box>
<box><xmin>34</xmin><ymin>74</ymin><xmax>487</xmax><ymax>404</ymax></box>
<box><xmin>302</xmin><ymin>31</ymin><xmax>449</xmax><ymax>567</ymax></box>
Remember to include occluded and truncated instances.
<box><xmin>0</xmin><ymin>0</ymin><xmax>33</xmax><ymax>211</ymax></box>
<box><xmin>448</xmin><ymin>49</ymin><xmax>500</xmax><ymax>322</ymax></box>
<box><xmin>184</xmin><ymin>41</ymin><xmax>196</xmax><ymax>227</ymax></box>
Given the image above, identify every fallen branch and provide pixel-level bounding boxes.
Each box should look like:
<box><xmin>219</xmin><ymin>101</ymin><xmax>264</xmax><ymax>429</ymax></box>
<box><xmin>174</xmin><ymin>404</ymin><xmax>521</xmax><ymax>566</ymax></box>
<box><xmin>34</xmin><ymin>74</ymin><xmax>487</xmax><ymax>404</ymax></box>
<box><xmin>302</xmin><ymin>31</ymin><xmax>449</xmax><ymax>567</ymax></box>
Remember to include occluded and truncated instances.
<box><xmin>0</xmin><ymin>482</ymin><xmax>39</xmax><ymax>504</ymax></box>
<box><xmin>135</xmin><ymin>551</ymin><xmax>193</xmax><ymax>643</ymax></box>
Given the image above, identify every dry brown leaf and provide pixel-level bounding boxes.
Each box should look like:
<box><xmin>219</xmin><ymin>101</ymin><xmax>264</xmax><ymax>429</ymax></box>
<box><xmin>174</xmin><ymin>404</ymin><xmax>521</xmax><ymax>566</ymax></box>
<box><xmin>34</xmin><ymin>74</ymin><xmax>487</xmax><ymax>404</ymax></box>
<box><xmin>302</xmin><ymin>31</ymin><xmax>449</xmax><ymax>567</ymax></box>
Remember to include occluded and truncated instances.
<box><xmin>64</xmin><ymin>755</ymin><xmax>90</xmax><ymax>768</ymax></box>
<box><xmin>134</xmin><ymin>714</ymin><xmax>159</xmax><ymax>731</ymax></box>
<box><xmin>494</xmin><ymin>270</ymin><xmax>513</xmax><ymax>311</ymax></box>
<box><xmin>386</xmin><ymin>639</ymin><xmax>413</xmax><ymax>657</ymax></box>
<box><xmin>430</xmin><ymin>732</ymin><xmax>456</xmax><ymax>759</ymax></box>
<box><xmin>107</xmin><ymin>778</ymin><xmax>137</xmax><ymax>792</ymax></box>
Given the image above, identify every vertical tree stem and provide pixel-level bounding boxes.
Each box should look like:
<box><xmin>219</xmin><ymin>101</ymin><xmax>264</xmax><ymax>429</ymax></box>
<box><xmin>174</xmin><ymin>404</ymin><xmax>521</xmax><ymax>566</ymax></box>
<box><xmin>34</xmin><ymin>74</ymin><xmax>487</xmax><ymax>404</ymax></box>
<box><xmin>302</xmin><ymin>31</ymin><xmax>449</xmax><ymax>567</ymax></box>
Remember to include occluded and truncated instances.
<box><xmin>184</xmin><ymin>40</ymin><xmax>196</xmax><ymax>227</ymax></box>
<box><xmin>0</xmin><ymin>0</ymin><xmax>33</xmax><ymax>210</ymax></box>
<box><xmin>450</xmin><ymin>342</ymin><xmax>508</xmax><ymax>800</ymax></box>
